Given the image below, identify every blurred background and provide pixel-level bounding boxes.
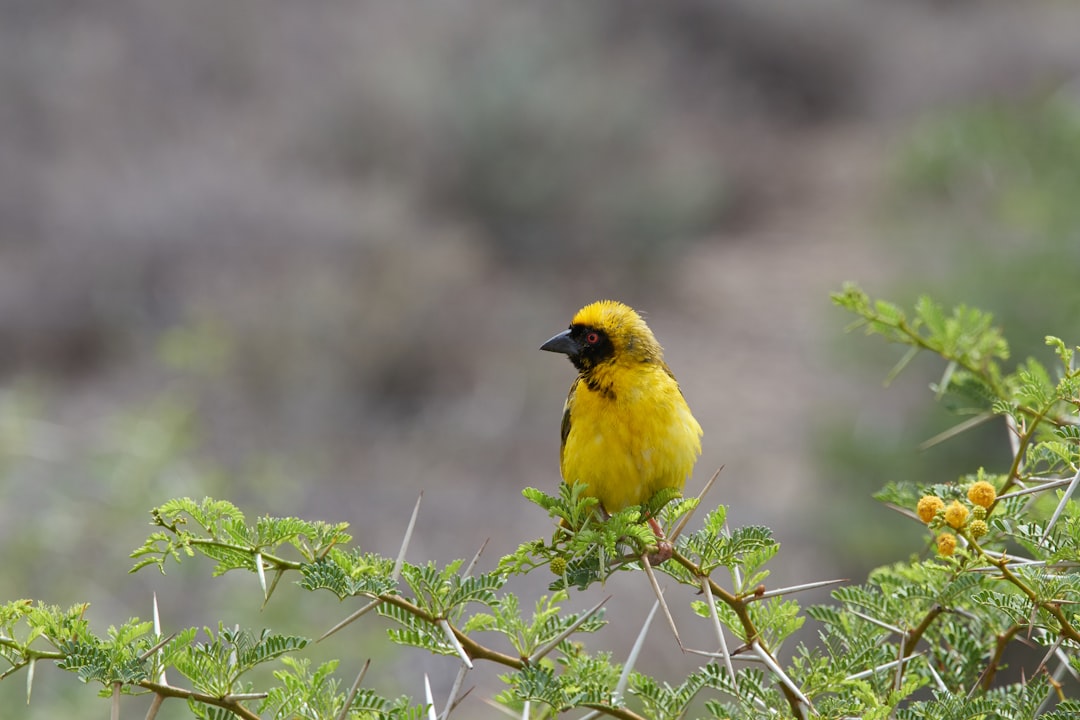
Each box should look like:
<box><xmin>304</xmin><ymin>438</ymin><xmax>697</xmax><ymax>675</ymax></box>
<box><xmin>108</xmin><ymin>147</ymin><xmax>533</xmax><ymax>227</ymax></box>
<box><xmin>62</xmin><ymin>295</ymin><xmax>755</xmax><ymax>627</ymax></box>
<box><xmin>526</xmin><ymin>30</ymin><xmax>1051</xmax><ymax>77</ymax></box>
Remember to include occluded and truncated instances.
<box><xmin>3</xmin><ymin>1</ymin><xmax>1080</xmax><ymax>717</ymax></box>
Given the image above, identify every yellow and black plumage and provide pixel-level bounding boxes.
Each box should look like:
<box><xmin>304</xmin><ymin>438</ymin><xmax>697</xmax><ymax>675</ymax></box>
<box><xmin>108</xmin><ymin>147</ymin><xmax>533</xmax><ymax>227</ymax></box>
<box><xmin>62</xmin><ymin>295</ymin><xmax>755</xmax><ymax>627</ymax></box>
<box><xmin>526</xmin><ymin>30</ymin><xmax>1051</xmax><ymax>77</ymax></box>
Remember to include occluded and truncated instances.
<box><xmin>540</xmin><ymin>300</ymin><xmax>703</xmax><ymax>546</ymax></box>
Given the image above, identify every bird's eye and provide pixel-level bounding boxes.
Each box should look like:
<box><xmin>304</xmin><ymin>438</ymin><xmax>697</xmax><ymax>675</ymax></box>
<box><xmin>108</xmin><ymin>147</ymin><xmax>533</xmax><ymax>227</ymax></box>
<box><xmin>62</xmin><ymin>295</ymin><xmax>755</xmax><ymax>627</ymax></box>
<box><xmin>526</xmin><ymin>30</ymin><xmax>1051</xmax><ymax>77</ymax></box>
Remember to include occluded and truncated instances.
<box><xmin>585</xmin><ymin>331</ymin><xmax>600</xmax><ymax>345</ymax></box>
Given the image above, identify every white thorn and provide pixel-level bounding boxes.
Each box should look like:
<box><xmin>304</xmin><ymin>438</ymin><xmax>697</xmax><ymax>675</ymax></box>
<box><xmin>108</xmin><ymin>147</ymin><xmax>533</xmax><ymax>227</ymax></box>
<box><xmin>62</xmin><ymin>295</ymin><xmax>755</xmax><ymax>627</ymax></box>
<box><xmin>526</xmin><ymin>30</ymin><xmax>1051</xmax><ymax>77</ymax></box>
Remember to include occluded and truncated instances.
<box><xmin>439</xmin><ymin>662</ymin><xmax>469</xmax><ymax>720</ymax></box>
<box><xmin>424</xmin><ymin>673</ymin><xmax>437</xmax><ymax>720</ymax></box>
<box><xmin>438</xmin><ymin>619</ymin><xmax>472</xmax><ymax>669</ymax></box>
<box><xmin>700</xmin><ymin>575</ymin><xmax>737</xmax><ymax>693</ymax></box>
<box><xmin>527</xmin><ymin>595</ymin><xmax>609</xmax><ymax>665</ymax></box>
<box><xmin>745</xmin><ymin>578</ymin><xmax>848</xmax><ymax>602</ymax></box>
<box><xmin>255</xmin><ymin>552</ymin><xmax>267</xmax><ymax>599</ymax></box>
<box><xmin>394</xmin><ymin>493</ymin><xmax>424</xmax><ymax>582</ymax></box>
<box><xmin>152</xmin><ymin>593</ymin><xmax>167</xmax><ymax>684</ymax></box>
<box><xmin>1041</xmin><ymin>465</ymin><xmax>1080</xmax><ymax>545</ymax></box>
<box><xmin>613</xmin><ymin>600</ymin><xmax>659</xmax><ymax>705</ymax></box>
<box><xmin>318</xmin><ymin>598</ymin><xmax>383</xmax><ymax>642</ymax></box>
<box><xmin>752</xmin><ymin>640</ymin><xmax>814</xmax><ymax>714</ymax></box>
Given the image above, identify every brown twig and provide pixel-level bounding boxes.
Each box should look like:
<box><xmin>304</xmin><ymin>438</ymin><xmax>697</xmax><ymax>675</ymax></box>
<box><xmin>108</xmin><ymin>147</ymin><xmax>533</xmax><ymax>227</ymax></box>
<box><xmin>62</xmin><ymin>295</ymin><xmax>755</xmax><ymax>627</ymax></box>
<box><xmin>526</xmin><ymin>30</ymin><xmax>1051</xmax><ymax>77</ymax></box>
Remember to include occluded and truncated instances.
<box><xmin>668</xmin><ymin>548</ymin><xmax>810</xmax><ymax>718</ymax></box>
<box><xmin>137</xmin><ymin>681</ymin><xmax>264</xmax><ymax>720</ymax></box>
<box><xmin>979</xmin><ymin>623</ymin><xmax>1025</xmax><ymax>692</ymax></box>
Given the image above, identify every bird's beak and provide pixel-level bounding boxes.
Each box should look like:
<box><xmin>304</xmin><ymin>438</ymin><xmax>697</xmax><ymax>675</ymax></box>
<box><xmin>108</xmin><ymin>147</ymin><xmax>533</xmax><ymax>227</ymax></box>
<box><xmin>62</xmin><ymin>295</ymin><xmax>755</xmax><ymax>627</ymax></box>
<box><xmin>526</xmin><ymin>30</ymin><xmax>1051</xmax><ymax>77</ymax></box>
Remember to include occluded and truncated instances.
<box><xmin>540</xmin><ymin>329</ymin><xmax>579</xmax><ymax>356</ymax></box>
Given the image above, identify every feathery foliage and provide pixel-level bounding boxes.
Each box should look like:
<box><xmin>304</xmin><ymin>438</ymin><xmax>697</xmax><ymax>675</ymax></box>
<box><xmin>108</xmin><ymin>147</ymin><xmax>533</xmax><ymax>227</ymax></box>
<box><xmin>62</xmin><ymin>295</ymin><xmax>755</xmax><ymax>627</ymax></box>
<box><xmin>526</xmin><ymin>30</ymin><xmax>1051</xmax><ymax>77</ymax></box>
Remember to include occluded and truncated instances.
<box><xmin>3</xmin><ymin>285</ymin><xmax>1080</xmax><ymax>718</ymax></box>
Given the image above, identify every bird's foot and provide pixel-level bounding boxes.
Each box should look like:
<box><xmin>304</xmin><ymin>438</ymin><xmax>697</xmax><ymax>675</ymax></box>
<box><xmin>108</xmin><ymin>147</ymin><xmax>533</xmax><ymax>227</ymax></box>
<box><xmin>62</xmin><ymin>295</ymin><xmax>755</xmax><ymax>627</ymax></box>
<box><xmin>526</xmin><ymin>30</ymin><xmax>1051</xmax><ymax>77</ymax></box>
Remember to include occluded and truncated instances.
<box><xmin>646</xmin><ymin>516</ymin><xmax>673</xmax><ymax>564</ymax></box>
<box><xmin>647</xmin><ymin>539</ymin><xmax>674</xmax><ymax>565</ymax></box>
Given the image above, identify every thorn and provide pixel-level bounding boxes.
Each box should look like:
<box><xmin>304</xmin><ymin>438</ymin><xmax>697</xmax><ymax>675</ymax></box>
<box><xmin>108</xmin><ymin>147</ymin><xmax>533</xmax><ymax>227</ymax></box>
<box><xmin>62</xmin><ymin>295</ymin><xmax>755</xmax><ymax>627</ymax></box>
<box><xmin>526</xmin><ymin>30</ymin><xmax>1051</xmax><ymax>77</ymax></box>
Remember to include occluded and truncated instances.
<box><xmin>439</xmin><ymin>663</ymin><xmax>470</xmax><ymax>720</ymax></box>
<box><xmin>25</xmin><ymin>658</ymin><xmax>34</xmax><ymax>705</ymax></box>
<box><xmin>151</xmin><ymin>592</ymin><xmax>168</xmax><ymax>684</ymax></box>
<box><xmin>527</xmin><ymin>595</ymin><xmax>610</xmax><ymax>664</ymax></box>
<box><xmin>923</xmin><ymin>654</ymin><xmax>948</xmax><ymax>692</ymax></box>
<box><xmin>641</xmin><ymin>554</ymin><xmax>681</xmax><ymax>648</ymax></box>
<box><xmin>745</xmin><ymin>578</ymin><xmax>848</xmax><ymax>602</ymax></box>
<box><xmin>463</xmin><ymin>538</ymin><xmax>490</xmax><ymax>579</ymax></box>
<box><xmin>844</xmin><ymin>651</ymin><xmax>926</xmax><ymax>681</ymax></box>
<box><xmin>138</xmin><ymin>632</ymin><xmax>178</xmax><ymax>662</ymax></box>
<box><xmin>394</xmin><ymin>492</ymin><xmax>424</xmax><ymax>583</ymax></box>
<box><xmin>613</xmin><ymin>600</ymin><xmax>659</xmax><ymax>705</ymax></box>
<box><xmin>255</xmin><ymin>552</ymin><xmax>268</xmax><ymax>599</ymax></box>
<box><xmin>318</xmin><ymin>598</ymin><xmax>382</xmax><ymax>642</ymax></box>
<box><xmin>261</xmin><ymin>568</ymin><xmax>286</xmax><ymax>610</ymax></box>
<box><xmin>918</xmin><ymin>411</ymin><xmax>993</xmax><ymax>450</ymax></box>
<box><xmin>683</xmin><ymin>646</ymin><xmax>765</xmax><ymax>663</ymax></box>
<box><xmin>997</xmin><ymin>476</ymin><xmax>1075</xmax><ymax>502</ymax></box>
<box><xmin>1004</xmin><ymin>412</ymin><xmax>1022</xmax><ymax>460</ymax></box>
<box><xmin>751</xmin><ymin>640</ymin><xmax>814</xmax><ymax>714</ymax></box>
<box><xmin>670</xmin><ymin>466</ymin><xmax>724</xmax><ymax>543</ymax></box>
<box><xmin>723</xmin><ymin>521</ymin><xmax>744</xmax><ymax>589</ymax></box>
<box><xmin>335</xmin><ymin>660</ymin><xmax>370</xmax><ymax>720</ymax></box>
<box><xmin>933</xmin><ymin>360</ymin><xmax>957</xmax><ymax>402</ymax></box>
<box><xmin>438</xmin><ymin>619</ymin><xmax>473</xmax><ymax>669</ymax></box>
<box><xmin>699</xmin><ymin>575</ymin><xmax>737</xmax><ymax>693</ymax></box>
<box><xmin>1041</xmin><ymin>466</ymin><xmax>1080</xmax><ymax>545</ymax></box>
<box><xmin>880</xmin><ymin>502</ymin><xmax>922</xmax><ymax>522</ymax></box>
<box><xmin>847</xmin><ymin>608</ymin><xmax>905</xmax><ymax>635</ymax></box>
<box><xmin>424</xmin><ymin>674</ymin><xmax>437</xmax><ymax>720</ymax></box>
<box><xmin>145</xmin><ymin>693</ymin><xmax>166</xmax><ymax>720</ymax></box>
<box><xmin>894</xmin><ymin>634</ymin><xmax>907</xmax><ymax>693</ymax></box>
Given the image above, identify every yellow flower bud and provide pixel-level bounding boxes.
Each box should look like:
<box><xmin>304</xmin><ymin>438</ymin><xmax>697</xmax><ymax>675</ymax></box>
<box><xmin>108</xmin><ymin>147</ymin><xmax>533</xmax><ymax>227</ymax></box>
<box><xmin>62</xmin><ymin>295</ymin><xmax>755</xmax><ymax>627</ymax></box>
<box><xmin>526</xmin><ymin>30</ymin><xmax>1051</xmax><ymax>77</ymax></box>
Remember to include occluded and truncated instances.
<box><xmin>550</xmin><ymin>557</ymin><xmax>567</xmax><ymax>576</ymax></box>
<box><xmin>967</xmin><ymin>481</ymin><xmax>996</xmax><ymax>509</ymax></box>
<box><xmin>936</xmin><ymin>533</ymin><xmax>957</xmax><ymax>557</ymax></box>
<box><xmin>944</xmin><ymin>500</ymin><xmax>969</xmax><ymax>530</ymax></box>
<box><xmin>969</xmin><ymin>519</ymin><xmax>988</xmax><ymax>539</ymax></box>
<box><xmin>917</xmin><ymin>495</ymin><xmax>945</xmax><ymax>524</ymax></box>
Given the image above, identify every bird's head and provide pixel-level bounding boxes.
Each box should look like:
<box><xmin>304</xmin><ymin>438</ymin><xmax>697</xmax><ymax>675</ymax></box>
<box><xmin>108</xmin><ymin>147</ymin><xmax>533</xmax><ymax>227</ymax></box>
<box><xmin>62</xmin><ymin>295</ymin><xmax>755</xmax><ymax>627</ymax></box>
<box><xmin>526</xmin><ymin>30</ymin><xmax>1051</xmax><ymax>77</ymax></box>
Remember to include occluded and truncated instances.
<box><xmin>540</xmin><ymin>300</ymin><xmax>663</xmax><ymax>373</ymax></box>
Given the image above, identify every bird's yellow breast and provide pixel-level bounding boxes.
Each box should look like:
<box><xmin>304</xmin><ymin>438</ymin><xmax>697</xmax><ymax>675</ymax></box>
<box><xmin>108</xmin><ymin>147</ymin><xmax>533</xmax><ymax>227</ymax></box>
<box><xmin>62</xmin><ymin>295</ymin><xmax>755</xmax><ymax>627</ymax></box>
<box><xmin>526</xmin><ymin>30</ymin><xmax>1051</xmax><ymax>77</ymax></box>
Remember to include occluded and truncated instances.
<box><xmin>559</xmin><ymin>360</ymin><xmax>702</xmax><ymax>512</ymax></box>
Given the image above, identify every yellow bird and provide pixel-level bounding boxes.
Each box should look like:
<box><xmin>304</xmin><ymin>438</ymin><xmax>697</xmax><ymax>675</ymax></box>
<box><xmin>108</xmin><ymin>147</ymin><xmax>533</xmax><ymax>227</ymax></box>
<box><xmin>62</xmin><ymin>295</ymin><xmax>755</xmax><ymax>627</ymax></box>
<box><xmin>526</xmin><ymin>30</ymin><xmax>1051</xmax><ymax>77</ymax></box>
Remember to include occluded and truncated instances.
<box><xmin>540</xmin><ymin>300</ymin><xmax>703</xmax><ymax>555</ymax></box>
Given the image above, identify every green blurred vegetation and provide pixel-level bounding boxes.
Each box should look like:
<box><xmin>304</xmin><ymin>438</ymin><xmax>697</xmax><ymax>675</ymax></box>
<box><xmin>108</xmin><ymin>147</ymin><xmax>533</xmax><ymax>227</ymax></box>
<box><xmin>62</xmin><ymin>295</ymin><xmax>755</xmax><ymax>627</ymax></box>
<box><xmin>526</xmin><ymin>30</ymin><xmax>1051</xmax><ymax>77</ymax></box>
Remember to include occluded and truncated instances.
<box><xmin>0</xmin><ymin>338</ymin><xmax>401</xmax><ymax>718</ymax></box>
<box><xmin>818</xmin><ymin>95</ymin><xmax>1080</xmax><ymax>572</ymax></box>
<box><xmin>891</xmin><ymin>95</ymin><xmax>1080</xmax><ymax>343</ymax></box>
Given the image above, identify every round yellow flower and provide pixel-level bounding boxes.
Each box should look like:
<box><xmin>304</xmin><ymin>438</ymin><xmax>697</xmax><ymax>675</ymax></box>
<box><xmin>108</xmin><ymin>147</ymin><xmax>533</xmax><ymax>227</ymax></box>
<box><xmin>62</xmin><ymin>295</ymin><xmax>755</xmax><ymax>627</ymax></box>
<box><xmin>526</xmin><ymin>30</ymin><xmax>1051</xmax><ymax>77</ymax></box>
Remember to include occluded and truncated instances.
<box><xmin>944</xmin><ymin>500</ymin><xmax>969</xmax><ymax>529</ymax></box>
<box><xmin>967</xmin><ymin>481</ymin><xmax>996</xmax><ymax>509</ymax></box>
<box><xmin>550</xmin><ymin>556</ymin><xmax>567</xmax><ymax>576</ymax></box>
<box><xmin>917</xmin><ymin>495</ymin><xmax>945</xmax><ymax>524</ymax></box>
<box><xmin>936</xmin><ymin>533</ymin><xmax>957</xmax><ymax>557</ymax></box>
<box><xmin>969</xmin><ymin>519</ymin><xmax>988</xmax><ymax>539</ymax></box>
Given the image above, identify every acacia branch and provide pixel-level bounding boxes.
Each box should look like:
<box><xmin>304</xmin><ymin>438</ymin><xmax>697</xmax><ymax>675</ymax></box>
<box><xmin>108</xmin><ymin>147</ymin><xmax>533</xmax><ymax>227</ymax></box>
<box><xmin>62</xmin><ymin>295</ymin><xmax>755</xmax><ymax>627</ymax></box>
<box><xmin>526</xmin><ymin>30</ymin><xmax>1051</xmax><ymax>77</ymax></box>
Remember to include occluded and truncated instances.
<box><xmin>185</xmin><ymin>538</ymin><xmax>303</xmax><ymax>571</ymax></box>
<box><xmin>0</xmin><ymin>642</ymin><xmax>65</xmax><ymax>681</ymax></box>
<box><xmin>579</xmin><ymin>702</ymin><xmax>649</xmax><ymax>720</ymax></box>
<box><xmin>669</xmin><ymin>549</ymin><xmax>808</xmax><ymax>718</ymax></box>
<box><xmin>980</xmin><ymin>623</ymin><xmax>1026</xmax><ymax>692</ymax></box>
<box><xmin>375</xmin><ymin>593</ymin><xmax>522</xmax><ymax>669</ymax></box>
<box><xmin>904</xmin><ymin>604</ymin><xmax>945</xmax><ymax>660</ymax></box>
<box><xmin>966</xmin><ymin>536</ymin><xmax>1080</xmax><ymax>647</ymax></box>
<box><xmin>670</xmin><ymin>550</ymin><xmax>757</xmax><ymax>643</ymax></box>
<box><xmin>1002</xmin><ymin>398</ymin><xmax>1058</xmax><ymax>494</ymax></box>
<box><xmin>994</xmin><ymin>557</ymin><xmax>1080</xmax><ymax>645</ymax></box>
<box><xmin>137</xmin><ymin>680</ymin><xmax>263</xmax><ymax>720</ymax></box>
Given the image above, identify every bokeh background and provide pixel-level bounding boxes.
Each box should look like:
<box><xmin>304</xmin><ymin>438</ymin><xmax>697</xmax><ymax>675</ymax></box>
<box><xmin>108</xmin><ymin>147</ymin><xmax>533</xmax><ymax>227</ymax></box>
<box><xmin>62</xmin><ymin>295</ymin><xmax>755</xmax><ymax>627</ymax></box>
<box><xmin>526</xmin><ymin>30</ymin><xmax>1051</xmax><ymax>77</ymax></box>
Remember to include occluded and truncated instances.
<box><xmin>4</xmin><ymin>1</ymin><xmax>1080</xmax><ymax>717</ymax></box>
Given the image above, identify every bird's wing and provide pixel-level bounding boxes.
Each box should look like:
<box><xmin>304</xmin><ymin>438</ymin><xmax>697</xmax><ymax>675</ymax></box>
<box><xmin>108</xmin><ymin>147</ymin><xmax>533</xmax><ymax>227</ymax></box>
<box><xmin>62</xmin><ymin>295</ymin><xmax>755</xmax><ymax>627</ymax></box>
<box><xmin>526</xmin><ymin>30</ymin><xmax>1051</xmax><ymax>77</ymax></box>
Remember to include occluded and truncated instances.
<box><xmin>660</xmin><ymin>360</ymin><xmax>688</xmax><ymax>398</ymax></box>
<box><xmin>559</xmin><ymin>376</ymin><xmax>579</xmax><ymax>456</ymax></box>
